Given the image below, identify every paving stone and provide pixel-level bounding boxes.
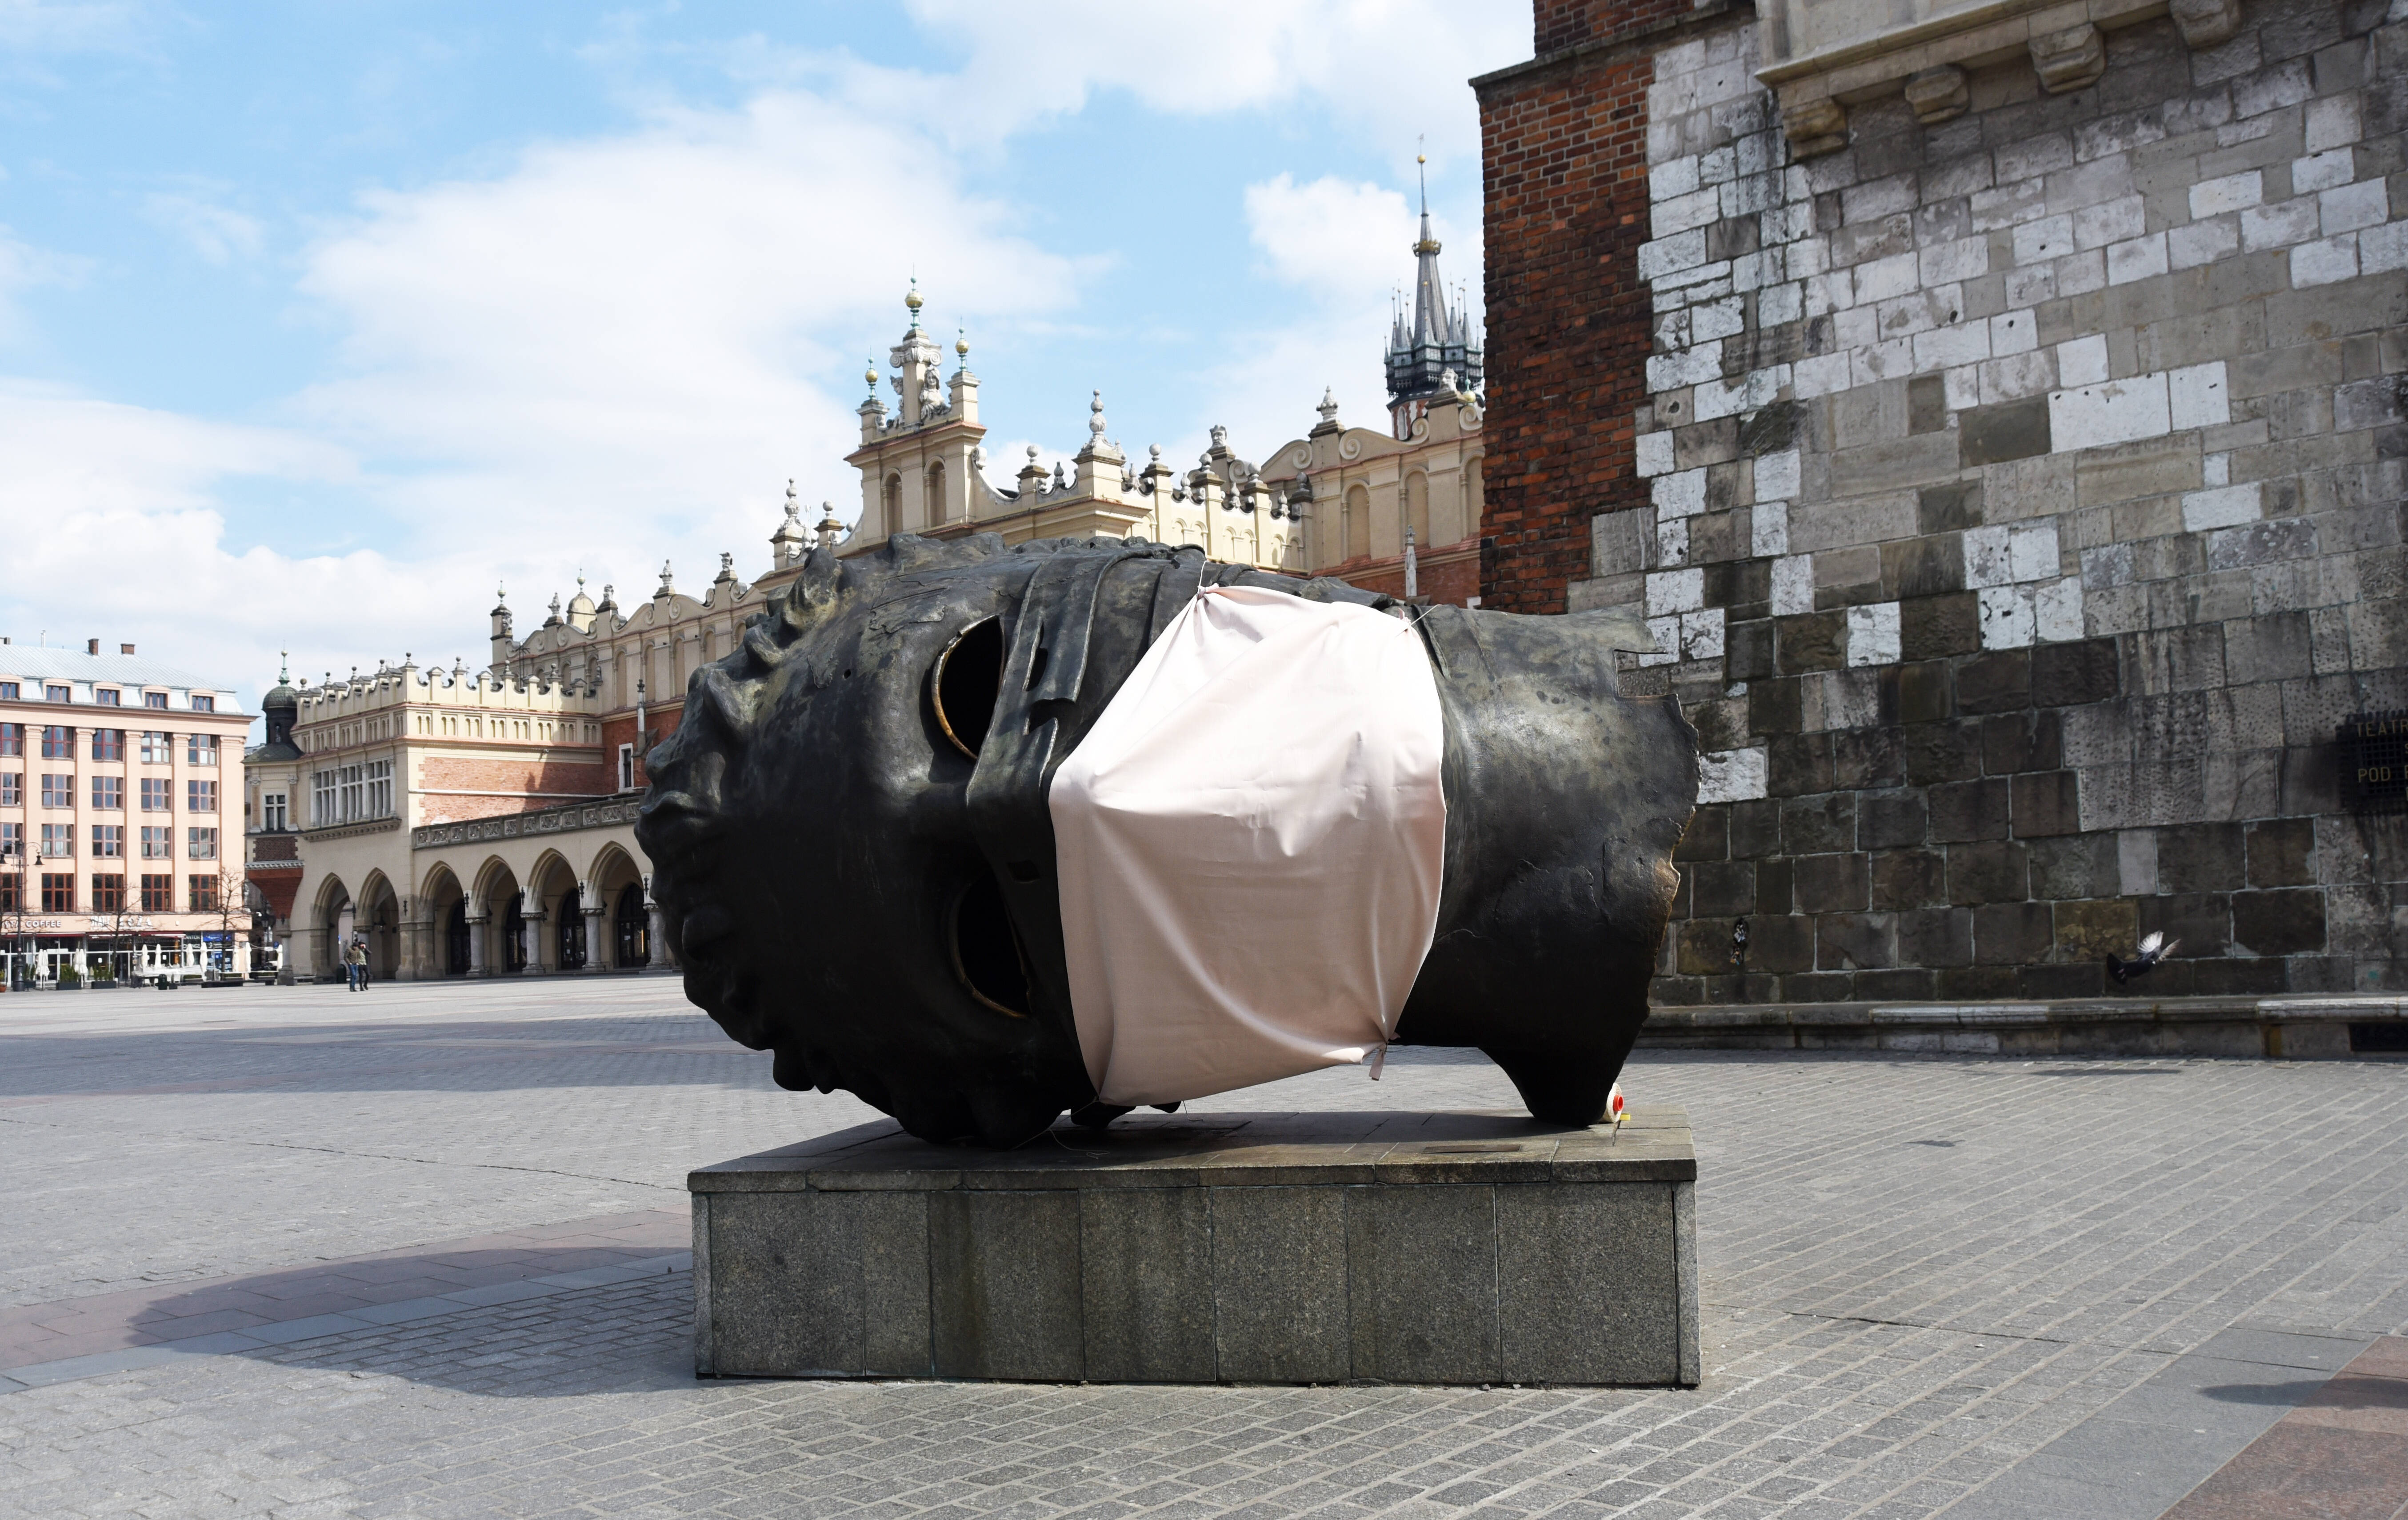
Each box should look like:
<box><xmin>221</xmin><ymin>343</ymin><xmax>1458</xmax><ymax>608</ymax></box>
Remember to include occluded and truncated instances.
<box><xmin>5</xmin><ymin>980</ymin><xmax>2408</xmax><ymax>1517</ymax></box>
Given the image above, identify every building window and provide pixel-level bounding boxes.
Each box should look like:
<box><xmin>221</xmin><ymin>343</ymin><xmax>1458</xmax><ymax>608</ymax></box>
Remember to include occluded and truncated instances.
<box><xmin>140</xmin><ymin>731</ymin><xmax>171</xmax><ymax>764</ymax></box>
<box><xmin>144</xmin><ymin>692</ymin><xmax>167</xmax><ymax>709</ymax></box>
<box><xmin>40</xmin><ymin>775</ymin><xmax>70</xmax><ymax>808</ymax></box>
<box><xmin>0</xmin><ymin>775</ymin><xmax>16</xmax><ymax>806</ymax></box>
<box><xmin>92</xmin><ymin>776</ymin><xmax>121</xmax><ymax>810</ymax></box>
<box><xmin>0</xmin><ymin>821</ymin><xmax>16</xmax><ymax>859</ymax></box>
<box><xmin>0</xmin><ymin>874</ymin><xmax>17</xmax><ymax>911</ymax></box>
<box><xmin>96</xmin><ymin>688</ymin><xmax>120</xmax><ymax>707</ymax></box>
<box><xmin>187</xmin><ymin>733</ymin><xmax>217</xmax><ymax>765</ymax></box>
<box><xmin>141</xmin><ymin>874</ymin><xmax>172</xmax><ymax>912</ymax></box>
<box><xmin>44</xmin><ymin>685</ymin><xmax>70</xmax><ymax>704</ymax></box>
<box><xmin>40</xmin><ymin>823</ymin><xmax>72</xmax><ymax>857</ymax></box>
<box><xmin>140</xmin><ymin>826</ymin><xmax>171</xmax><ymax>860</ymax></box>
<box><xmin>92</xmin><ymin>874</ymin><xmax>124</xmax><ymax>912</ymax></box>
<box><xmin>364</xmin><ymin>759</ymin><xmax>392</xmax><ymax>818</ymax></box>
<box><xmin>40</xmin><ymin>873</ymin><xmax>73</xmax><ymax>912</ymax></box>
<box><xmin>261</xmin><ymin>792</ymin><xmax>287</xmax><ymax>831</ymax></box>
<box><xmin>93</xmin><ymin>824</ymin><xmax>122</xmax><ymax>858</ymax></box>
<box><xmin>188</xmin><ymin>779</ymin><xmax>217</xmax><ymax>813</ymax></box>
<box><xmin>0</xmin><ymin>722</ymin><xmax>17</xmax><ymax>756</ymax></box>
<box><xmin>619</xmin><ymin>743</ymin><xmax>636</xmax><ymax>791</ymax></box>
<box><xmin>0</xmin><ymin>683</ymin><xmax>15</xmax><ymax>701</ymax></box>
<box><xmin>40</xmin><ymin>725</ymin><xmax>72</xmax><ymax>759</ymax></box>
<box><xmin>189</xmin><ymin>874</ymin><xmax>220</xmax><ymax>911</ymax></box>
<box><xmin>312</xmin><ymin>769</ymin><xmax>336</xmax><ymax>826</ymax></box>
<box><xmin>188</xmin><ymin>826</ymin><xmax>217</xmax><ymax>860</ymax></box>
<box><xmin>92</xmin><ymin>728</ymin><xmax>123</xmax><ymax>760</ymax></box>
<box><xmin>141</xmin><ymin>777</ymin><xmax>170</xmax><ymax>811</ymax></box>
<box><xmin>338</xmin><ymin>764</ymin><xmax>362</xmax><ymax>822</ymax></box>
<box><xmin>191</xmin><ymin>694</ymin><xmax>215</xmax><ymax>712</ymax></box>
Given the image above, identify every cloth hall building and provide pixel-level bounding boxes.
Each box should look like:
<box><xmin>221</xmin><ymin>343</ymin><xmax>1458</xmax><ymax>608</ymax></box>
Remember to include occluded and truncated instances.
<box><xmin>245</xmin><ymin>223</ymin><xmax>1495</xmax><ymax>981</ymax></box>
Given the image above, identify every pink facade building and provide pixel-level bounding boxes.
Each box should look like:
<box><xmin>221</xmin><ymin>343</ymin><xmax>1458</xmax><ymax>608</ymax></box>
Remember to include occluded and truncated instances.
<box><xmin>0</xmin><ymin>640</ymin><xmax>254</xmax><ymax>986</ymax></box>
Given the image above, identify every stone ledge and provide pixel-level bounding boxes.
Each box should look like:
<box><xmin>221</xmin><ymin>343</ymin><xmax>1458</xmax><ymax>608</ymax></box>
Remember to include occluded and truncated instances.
<box><xmin>1639</xmin><ymin>996</ymin><xmax>2408</xmax><ymax>1056</ymax></box>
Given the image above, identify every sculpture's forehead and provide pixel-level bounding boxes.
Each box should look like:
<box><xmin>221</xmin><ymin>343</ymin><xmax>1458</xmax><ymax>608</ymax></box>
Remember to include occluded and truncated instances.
<box><xmin>820</xmin><ymin>562</ymin><xmax>1036</xmax><ymax>650</ymax></box>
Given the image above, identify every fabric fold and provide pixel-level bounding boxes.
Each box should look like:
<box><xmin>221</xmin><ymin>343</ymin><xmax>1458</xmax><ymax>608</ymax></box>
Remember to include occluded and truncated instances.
<box><xmin>1048</xmin><ymin>583</ymin><xmax>1447</xmax><ymax>1106</ymax></box>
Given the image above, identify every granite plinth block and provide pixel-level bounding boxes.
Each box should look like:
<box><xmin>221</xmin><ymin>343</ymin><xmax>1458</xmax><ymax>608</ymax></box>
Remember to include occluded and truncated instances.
<box><xmin>690</xmin><ymin>1108</ymin><xmax>1700</xmax><ymax>1387</ymax></box>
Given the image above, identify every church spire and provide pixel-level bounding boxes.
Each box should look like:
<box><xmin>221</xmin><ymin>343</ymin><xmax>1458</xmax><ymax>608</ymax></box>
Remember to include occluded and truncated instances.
<box><xmin>1385</xmin><ymin>148</ymin><xmax>1483</xmax><ymax>433</ymax></box>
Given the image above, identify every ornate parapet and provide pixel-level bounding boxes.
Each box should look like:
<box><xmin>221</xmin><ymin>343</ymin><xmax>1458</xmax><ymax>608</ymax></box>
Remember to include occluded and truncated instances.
<box><xmin>411</xmin><ymin>796</ymin><xmax>639</xmax><ymax>850</ymax></box>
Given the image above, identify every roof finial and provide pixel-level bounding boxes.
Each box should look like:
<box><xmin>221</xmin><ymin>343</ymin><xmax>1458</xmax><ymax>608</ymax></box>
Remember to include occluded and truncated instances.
<box><xmin>864</xmin><ymin>358</ymin><xmax>879</xmax><ymax>395</ymax></box>
<box><xmin>1417</xmin><ymin>136</ymin><xmax>1428</xmax><ymax>216</ymax></box>
<box><xmin>904</xmin><ymin>277</ymin><xmax>923</xmax><ymax>329</ymax></box>
<box><xmin>279</xmin><ymin>651</ymin><xmax>288</xmax><ymax>683</ymax></box>
<box><xmin>1089</xmin><ymin>389</ymin><xmax>1108</xmax><ymax>440</ymax></box>
<box><xmin>956</xmin><ymin>326</ymin><xmax>969</xmax><ymax>362</ymax></box>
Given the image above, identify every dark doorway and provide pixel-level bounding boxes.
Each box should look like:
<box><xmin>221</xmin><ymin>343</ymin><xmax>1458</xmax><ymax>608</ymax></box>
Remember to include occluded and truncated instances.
<box><xmin>502</xmin><ymin>897</ymin><xmax>526</xmax><ymax>972</ymax></box>
<box><xmin>444</xmin><ymin>899</ymin><xmax>470</xmax><ymax>975</ymax></box>
<box><xmin>558</xmin><ymin>902</ymin><xmax>587</xmax><ymax>971</ymax></box>
<box><xmin>615</xmin><ymin>884</ymin><xmax>648</xmax><ymax>969</ymax></box>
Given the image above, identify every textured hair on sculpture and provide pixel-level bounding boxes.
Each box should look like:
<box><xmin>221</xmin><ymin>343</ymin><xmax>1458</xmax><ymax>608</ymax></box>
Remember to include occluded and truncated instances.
<box><xmin>638</xmin><ymin>535</ymin><xmax>1698</xmax><ymax>1147</ymax></box>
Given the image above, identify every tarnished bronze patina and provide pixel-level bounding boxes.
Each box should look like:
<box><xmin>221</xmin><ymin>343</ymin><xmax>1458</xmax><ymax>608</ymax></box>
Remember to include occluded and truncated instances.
<box><xmin>637</xmin><ymin>534</ymin><xmax>1697</xmax><ymax>1147</ymax></box>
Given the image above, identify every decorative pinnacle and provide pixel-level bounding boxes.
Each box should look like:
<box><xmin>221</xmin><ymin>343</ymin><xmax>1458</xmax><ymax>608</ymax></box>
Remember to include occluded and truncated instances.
<box><xmin>904</xmin><ymin>278</ymin><xmax>923</xmax><ymax>328</ymax></box>
<box><xmin>784</xmin><ymin>479</ymin><xmax>800</xmax><ymax>518</ymax></box>
<box><xmin>864</xmin><ymin>359</ymin><xmax>878</xmax><ymax>395</ymax></box>
<box><xmin>1317</xmin><ymin>386</ymin><xmax>1340</xmax><ymax>422</ymax></box>
<box><xmin>955</xmin><ymin>326</ymin><xmax>969</xmax><ymax>359</ymax></box>
<box><xmin>1089</xmin><ymin>390</ymin><xmax>1107</xmax><ymax>439</ymax></box>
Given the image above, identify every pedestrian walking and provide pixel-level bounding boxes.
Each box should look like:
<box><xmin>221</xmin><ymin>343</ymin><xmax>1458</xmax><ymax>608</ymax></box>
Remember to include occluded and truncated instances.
<box><xmin>347</xmin><ymin>939</ymin><xmax>367</xmax><ymax>992</ymax></box>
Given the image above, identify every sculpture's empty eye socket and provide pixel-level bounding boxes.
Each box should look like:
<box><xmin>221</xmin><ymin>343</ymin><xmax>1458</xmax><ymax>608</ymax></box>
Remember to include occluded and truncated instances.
<box><xmin>932</xmin><ymin>617</ymin><xmax>1003</xmax><ymax>760</ymax></box>
<box><xmin>951</xmin><ymin>872</ymin><xmax>1031</xmax><ymax>1017</ymax></box>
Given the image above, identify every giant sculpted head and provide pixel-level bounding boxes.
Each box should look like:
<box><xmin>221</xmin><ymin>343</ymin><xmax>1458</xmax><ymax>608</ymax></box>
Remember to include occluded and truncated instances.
<box><xmin>636</xmin><ymin>535</ymin><xmax>1697</xmax><ymax>1147</ymax></box>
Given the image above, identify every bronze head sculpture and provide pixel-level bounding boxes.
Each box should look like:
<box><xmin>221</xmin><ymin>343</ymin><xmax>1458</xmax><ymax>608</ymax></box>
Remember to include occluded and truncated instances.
<box><xmin>636</xmin><ymin>534</ymin><xmax>1697</xmax><ymax>1147</ymax></box>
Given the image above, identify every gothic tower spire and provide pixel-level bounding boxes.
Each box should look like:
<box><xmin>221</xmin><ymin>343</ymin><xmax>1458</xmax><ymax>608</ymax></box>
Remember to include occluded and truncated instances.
<box><xmin>1385</xmin><ymin>149</ymin><xmax>1483</xmax><ymax>436</ymax></box>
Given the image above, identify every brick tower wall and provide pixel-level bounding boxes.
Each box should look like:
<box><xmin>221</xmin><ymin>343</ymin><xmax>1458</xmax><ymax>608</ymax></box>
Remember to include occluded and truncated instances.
<box><xmin>1478</xmin><ymin>0</ymin><xmax>2408</xmax><ymax>1001</ymax></box>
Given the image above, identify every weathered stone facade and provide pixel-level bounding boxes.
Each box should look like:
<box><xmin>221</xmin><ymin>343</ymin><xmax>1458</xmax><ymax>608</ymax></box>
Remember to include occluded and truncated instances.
<box><xmin>1481</xmin><ymin>0</ymin><xmax>2408</xmax><ymax>1001</ymax></box>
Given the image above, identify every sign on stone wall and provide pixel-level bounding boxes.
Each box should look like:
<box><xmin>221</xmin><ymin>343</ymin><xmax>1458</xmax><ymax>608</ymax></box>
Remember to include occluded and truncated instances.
<box><xmin>2341</xmin><ymin>713</ymin><xmax>2408</xmax><ymax>815</ymax></box>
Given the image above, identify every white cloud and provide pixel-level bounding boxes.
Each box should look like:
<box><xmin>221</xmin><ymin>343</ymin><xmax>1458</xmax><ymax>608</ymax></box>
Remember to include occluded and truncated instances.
<box><xmin>141</xmin><ymin>192</ymin><xmax>264</xmax><ymax>265</ymax></box>
<box><xmin>1192</xmin><ymin>170</ymin><xmax>1479</xmax><ymax>463</ymax></box>
<box><xmin>1245</xmin><ymin>173</ymin><xmax>1421</xmax><ymax>296</ymax></box>
<box><xmin>2</xmin><ymin>3</ymin><xmax>1529</xmax><ymax>699</ymax></box>
<box><xmin>290</xmin><ymin>88</ymin><xmax>1085</xmax><ymax>575</ymax></box>
<box><xmin>899</xmin><ymin>0</ymin><xmax>1524</xmax><ymax>173</ymax></box>
<box><xmin>0</xmin><ymin>224</ymin><xmax>86</xmax><ymax>342</ymax></box>
<box><xmin>0</xmin><ymin>0</ymin><xmax>148</xmax><ymax>55</ymax></box>
<box><xmin>0</xmin><ymin>382</ymin><xmax>424</xmax><ymax>705</ymax></box>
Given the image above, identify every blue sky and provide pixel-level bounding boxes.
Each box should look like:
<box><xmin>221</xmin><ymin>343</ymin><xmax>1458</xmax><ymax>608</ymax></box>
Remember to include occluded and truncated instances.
<box><xmin>0</xmin><ymin>0</ymin><xmax>1524</xmax><ymax>717</ymax></box>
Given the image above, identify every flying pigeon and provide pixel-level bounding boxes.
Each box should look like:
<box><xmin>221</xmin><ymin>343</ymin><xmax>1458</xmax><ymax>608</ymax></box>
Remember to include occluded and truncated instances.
<box><xmin>2107</xmin><ymin>932</ymin><xmax>2178</xmax><ymax>985</ymax></box>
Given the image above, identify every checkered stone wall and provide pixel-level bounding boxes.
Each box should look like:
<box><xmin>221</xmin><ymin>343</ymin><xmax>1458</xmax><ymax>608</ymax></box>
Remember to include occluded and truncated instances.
<box><xmin>1569</xmin><ymin>0</ymin><xmax>2408</xmax><ymax>1003</ymax></box>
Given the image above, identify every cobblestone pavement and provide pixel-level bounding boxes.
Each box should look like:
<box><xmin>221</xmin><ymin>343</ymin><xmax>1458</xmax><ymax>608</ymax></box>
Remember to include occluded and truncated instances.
<box><xmin>2</xmin><ymin>977</ymin><xmax>2404</xmax><ymax>1518</ymax></box>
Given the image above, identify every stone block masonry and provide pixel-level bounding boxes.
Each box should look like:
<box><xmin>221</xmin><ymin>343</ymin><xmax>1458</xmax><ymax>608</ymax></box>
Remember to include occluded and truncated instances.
<box><xmin>691</xmin><ymin>1109</ymin><xmax>1702</xmax><ymax>1388</ymax></box>
<box><xmin>1479</xmin><ymin>0</ymin><xmax>2408</xmax><ymax>1003</ymax></box>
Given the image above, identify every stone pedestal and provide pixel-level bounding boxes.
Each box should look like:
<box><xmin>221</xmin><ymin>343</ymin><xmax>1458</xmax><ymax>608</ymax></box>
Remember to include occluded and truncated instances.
<box><xmin>689</xmin><ymin>1108</ymin><xmax>1700</xmax><ymax>1387</ymax></box>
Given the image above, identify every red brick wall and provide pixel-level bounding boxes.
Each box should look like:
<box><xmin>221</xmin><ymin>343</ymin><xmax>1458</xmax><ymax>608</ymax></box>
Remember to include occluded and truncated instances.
<box><xmin>1535</xmin><ymin>0</ymin><xmax>1692</xmax><ymax>53</ymax></box>
<box><xmin>416</xmin><ymin>755</ymin><xmax>611</xmax><ymax>825</ymax></box>
<box><xmin>246</xmin><ymin>869</ymin><xmax>299</xmax><ymax>923</ymax></box>
<box><xmin>600</xmin><ymin>703</ymin><xmax>682</xmax><ymax>788</ymax></box>
<box><xmin>1329</xmin><ymin>543</ymin><xmax>1483</xmax><ymax>605</ymax></box>
<box><xmin>1476</xmin><ymin>20</ymin><xmax>1663</xmax><ymax>612</ymax></box>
